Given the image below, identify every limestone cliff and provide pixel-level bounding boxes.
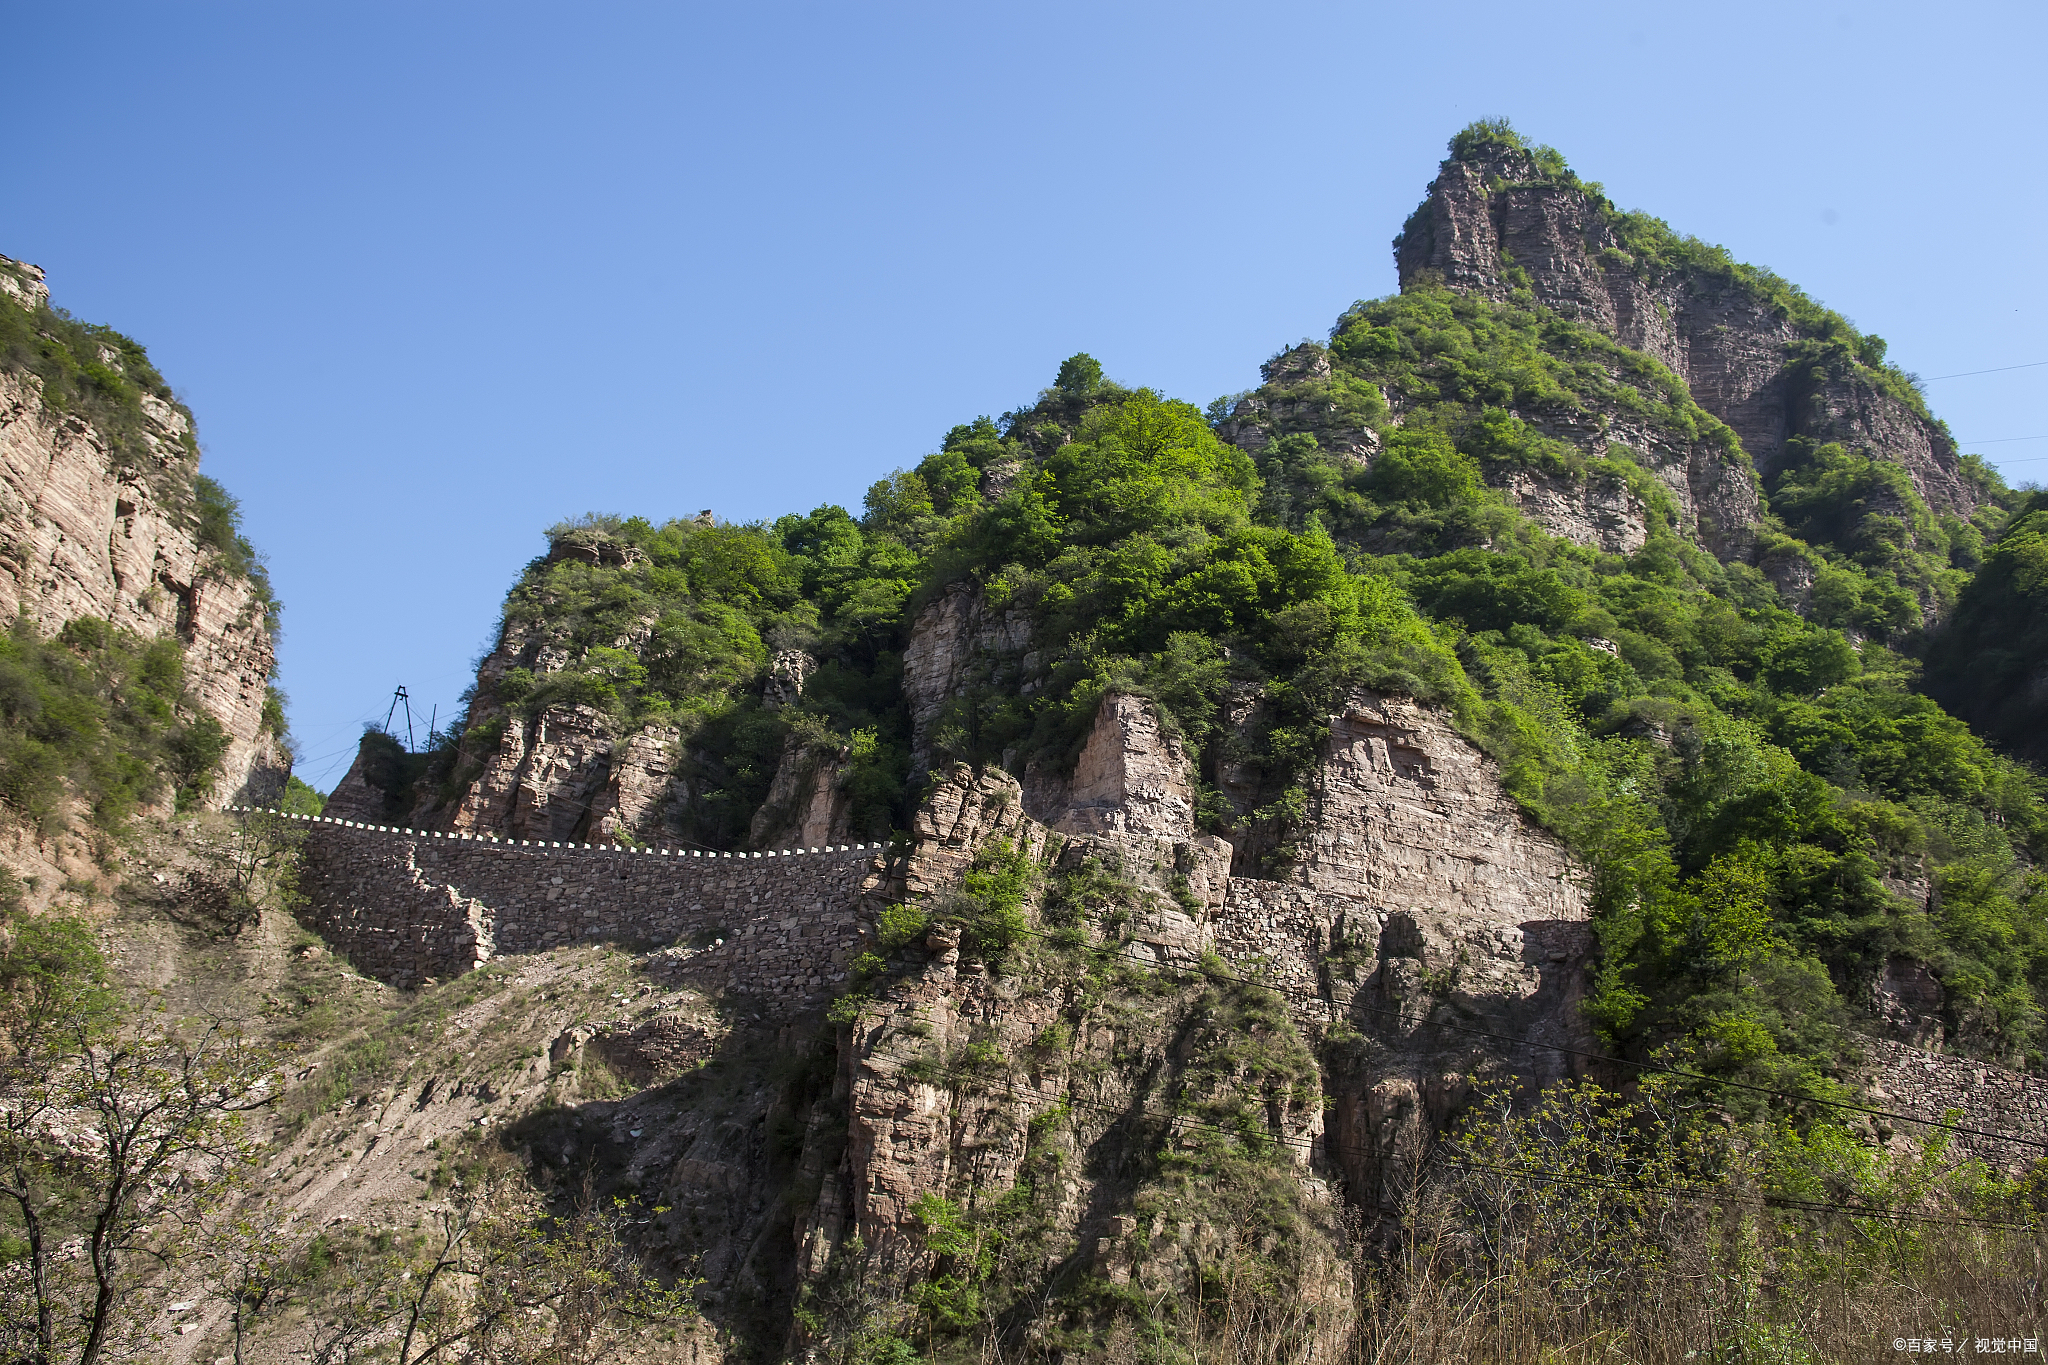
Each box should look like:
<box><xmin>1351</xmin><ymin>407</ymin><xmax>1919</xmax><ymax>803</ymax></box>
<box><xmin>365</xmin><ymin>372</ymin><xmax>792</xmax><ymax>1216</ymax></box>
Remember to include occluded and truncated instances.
<box><xmin>0</xmin><ymin>253</ymin><xmax>288</xmax><ymax>807</ymax></box>
<box><xmin>1394</xmin><ymin>142</ymin><xmax>1978</xmax><ymax>517</ymax></box>
<box><xmin>778</xmin><ymin>668</ymin><xmax>1592</xmax><ymax>1338</ymax></box>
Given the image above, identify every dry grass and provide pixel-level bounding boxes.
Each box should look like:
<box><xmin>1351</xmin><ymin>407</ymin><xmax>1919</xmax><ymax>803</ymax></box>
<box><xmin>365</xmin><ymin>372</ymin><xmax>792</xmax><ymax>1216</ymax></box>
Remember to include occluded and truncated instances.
<box><xmin>1155</xmin><ymin>1191</ymin><xmax>2044</xmax><ymax>1365</ymax></box>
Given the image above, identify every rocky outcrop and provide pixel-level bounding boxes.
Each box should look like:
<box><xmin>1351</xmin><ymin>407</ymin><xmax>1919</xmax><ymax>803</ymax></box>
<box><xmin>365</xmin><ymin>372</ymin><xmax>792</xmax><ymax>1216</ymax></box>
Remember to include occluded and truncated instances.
<box><xmin>748</xmin><ymin>737</ymin><xmax>851</xmax><ymax>850</ymax></box>
<box><xmin>0</xmin><ymin>256</ymin><xmax>287</xmax><ymax>806</ymax></box>
<box><xmin>1030</xmin><ymin>692</ymin><xmax>1197</xmax><ymax>840</ymax></box>
<box><xmin>321</xmin><ymin>737</ymin><xmax>409</xmax><ymax>823</ymax></box>
<box><xmin>781</xmin><ymin>682</ymin><xmax>1598</xmax><ymax>1326</ymax></box>
<box><xmin>1499</xmin><ymin>465</ymin><xmax>1646</xmax><ymax>554</ymax></box>
<box><xmin>1394</xmin><ymin>147</ymin><xmax>1975</xmax><ymax>518</ymax></box>
<box><xmin>897</xmin><ymin>764</ymin><xmax>1044</xmax><ymax>901</ymax></box>
<box><xmin>1295</xmin><ymin>691</ymin><xmax>1584</xmax><ymax>924</ymax></box>
<box><xmin>1220</xmin><ymin>342</ymin><xmax>1380</xmax><ymax>463</ymax></box>
<box><xmin>761</xmin><ymin>648</ymin><xmax>816</xmax><ymax>710</ymax></box>
<box><xmin>448</xmin><ymin>704</ymin><xmax>617</xmax><ymax>840</ymax></box>
<box><xmin>543</xmin><ymin>531</ymin><xmax>644</xmax><ymax>569</ymax></box>
<box><xmin>1275</xmin><ymin>691</ymin><xmax>1596</xmax><ymax>1210</ymax></box>
<box><xmin>586</xmin><ymin>722</ymin><xmax>683</xmax><ymax>841</ymax></box>
<box><xmin>900</xmin><ymin>585</ymin><xmax>1030</xmax><ymax>773</ymax></box>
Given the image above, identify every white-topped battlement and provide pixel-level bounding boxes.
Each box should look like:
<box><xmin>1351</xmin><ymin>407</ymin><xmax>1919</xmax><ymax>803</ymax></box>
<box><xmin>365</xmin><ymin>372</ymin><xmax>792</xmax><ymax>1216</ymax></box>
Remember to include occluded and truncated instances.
<box><xmin>228</xmin><ymin>806</ymin><xmax>881</xmax><ymax>861</ymax></box>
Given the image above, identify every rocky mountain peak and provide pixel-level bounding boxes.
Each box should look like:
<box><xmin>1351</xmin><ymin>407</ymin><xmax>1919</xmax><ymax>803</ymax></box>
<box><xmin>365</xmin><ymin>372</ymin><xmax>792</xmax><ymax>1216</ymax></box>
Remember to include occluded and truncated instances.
<box><xmin>1392</xmin><ymin>122</ymin><xmax>1981</xmax><ymax>520</ymax></box>
<box><xmin>0</xmin><ymin>254</ymin><xmax>50</xmax><ymax>312</ymax></box>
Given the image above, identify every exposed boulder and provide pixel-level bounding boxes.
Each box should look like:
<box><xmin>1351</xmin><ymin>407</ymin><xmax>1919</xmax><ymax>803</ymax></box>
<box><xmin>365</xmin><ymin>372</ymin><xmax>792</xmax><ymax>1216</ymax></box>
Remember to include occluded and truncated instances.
<box><xmin>1499</xmin><ymin>465</ymin><xmax>1647</xmax><ymax>554</ymax></box>
<box><xmin>1296</xmin><ymin>691</ymin><xmax>1584</xmax><ymax>927</ymax></box>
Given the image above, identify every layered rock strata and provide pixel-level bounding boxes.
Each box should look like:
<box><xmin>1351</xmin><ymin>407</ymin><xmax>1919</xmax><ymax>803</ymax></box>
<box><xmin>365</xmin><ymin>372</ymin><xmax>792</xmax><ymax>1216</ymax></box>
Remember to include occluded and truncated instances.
<box><xmin>0</xmin><ymin>254</ymin><xmax>288</xmax><ymax>805</ymax></box>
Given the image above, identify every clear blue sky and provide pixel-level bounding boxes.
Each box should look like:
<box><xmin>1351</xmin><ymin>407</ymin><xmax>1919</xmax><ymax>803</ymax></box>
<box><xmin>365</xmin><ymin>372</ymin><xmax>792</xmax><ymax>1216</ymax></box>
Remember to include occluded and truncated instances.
<box><xmin>4</xmin><ymin>2</ymin><xmax>2043</xmax><ymax>791</ymax></box>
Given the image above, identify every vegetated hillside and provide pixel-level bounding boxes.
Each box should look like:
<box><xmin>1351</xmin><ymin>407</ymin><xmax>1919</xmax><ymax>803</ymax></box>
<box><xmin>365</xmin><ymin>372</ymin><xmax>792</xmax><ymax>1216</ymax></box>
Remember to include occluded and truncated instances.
<box><xmin>363</xmin><ymin>118</ymin><xmax>2045</xmax><ymax>1084</ymax></box>
<box><xmin>11</xmin><ymin>124</ymin><xmax>2047</xmax><ymax>1365</ymax></box>
<box><xmin>289</xmin><ymin>124</ymin><xmax>2048</xmax><ymax>1359</ymax></box>
<box><xmin>1927</xmin><ymin>490</ymin><xmax>2048</xmax><ymax>766</ymax></box>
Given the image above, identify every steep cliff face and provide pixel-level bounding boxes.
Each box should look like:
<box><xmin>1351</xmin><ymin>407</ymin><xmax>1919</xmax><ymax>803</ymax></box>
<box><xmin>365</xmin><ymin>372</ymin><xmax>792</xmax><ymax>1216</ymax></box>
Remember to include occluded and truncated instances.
<box><xmin>901</xmin><ymin>583</ymin><xmax>1031</xmax><ymax>775</ymax></box>
<box><xmin>1393</xmin><ymin>144</ymin><xmax>1977</xmax><ymax>517</ymax></box>
<box><xmin>0</xmin><ymin>254</ymin><xmax>288</xmax><ymax>806</ymax></box>
<box><xmin>780</xmin><ymin>674</ymin><xmax>1591</xmax><ymax>1344</ymax></box>
<box><xmin>1285</xmin><ymin>692</ymin><xmax>1594</xmax><ymax>1209</ymax></box>
<box><xmin>1294</xmin><ymin>691</ymin><xmax>1580</xmax><ymax>921</ymax></box>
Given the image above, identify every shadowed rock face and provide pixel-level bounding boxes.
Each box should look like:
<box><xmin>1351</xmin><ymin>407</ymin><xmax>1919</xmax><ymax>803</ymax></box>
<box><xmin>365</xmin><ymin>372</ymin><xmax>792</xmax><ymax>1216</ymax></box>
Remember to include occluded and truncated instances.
<box><xmin>1395</xmin><ymin>147</ymin><xmax>1978</xmax><ymax>519</ymax></box>
<box><xmin>0</xmin><ymin>257</ymin><xmax>288</xmax><ymax>806</ymax></box>
<box><xmin>748</xmin><ymin>737</ymin><xmax>851</xmax><ymax>851</ymax></box>
<box><xmin>900</xmin><ymin>583</ymin><xmax>1031</xmax><ymax>774</ymax></box>
<box><xmin>1264</xmin><ymin>691</ymin><xmax>1597</xmax><ymax>1212</ymax></box>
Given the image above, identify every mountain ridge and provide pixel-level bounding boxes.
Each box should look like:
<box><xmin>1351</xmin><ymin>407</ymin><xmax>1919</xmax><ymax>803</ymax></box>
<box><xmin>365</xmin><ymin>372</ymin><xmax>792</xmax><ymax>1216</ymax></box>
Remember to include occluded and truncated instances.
<box><xmin>4</xmin><ymin>122</ymin><xmax>2044</xmax><ymax>1363</ymax></box>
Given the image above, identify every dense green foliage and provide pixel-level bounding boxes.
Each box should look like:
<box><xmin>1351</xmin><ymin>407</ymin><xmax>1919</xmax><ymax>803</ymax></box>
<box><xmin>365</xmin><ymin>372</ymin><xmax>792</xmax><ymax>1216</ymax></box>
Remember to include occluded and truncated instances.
<box><xmin>924</xmin><ymin>332</ymin><xmax>2044</xmax><ymax>1078</ymax></box>
<box><xmin>0</xmin><ymin>617</ymin><xmax>233</xmax><ymax>830</ymax></box>
<box><xmin>472</xmin><ymin>123</ymin><xmax>2044</xmax><ymax>1088</ymax></box>
<box><xmin>281</xmin><ymin>774</ymin><xmax>326</xmax><ymax>816</ymax></box>
<box><xmin>190</xmin><ymin>474</ymin><xmax>279</xmax><ymax>624</ymax></box>
<box><xmin>1250</xmin><ymin>271</ymin><xmax>2045</xmax><ymax>1077</ymax></box>
<box><xmin>438</xmin><ymin>508</ymin><xmax>917</xmax><ymax>846</ymax></box>
<box><xmin>1927</xmin><ymin>493</ymin><xmax>2048</xmax><ymax>767</ymax></box>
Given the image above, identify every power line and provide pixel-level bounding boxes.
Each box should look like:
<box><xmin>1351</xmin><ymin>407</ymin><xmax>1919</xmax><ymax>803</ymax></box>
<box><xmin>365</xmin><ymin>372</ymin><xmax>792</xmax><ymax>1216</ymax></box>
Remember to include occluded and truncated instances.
<box><xmin>1923</xmin><ymin>360</ymin><xmax>2048</xmax><ymax>381</ymax></box>
<box><xmin>1957</xmin><ymin>435</ymin><xmax>2048</xmax><ymax>444</ymax></box>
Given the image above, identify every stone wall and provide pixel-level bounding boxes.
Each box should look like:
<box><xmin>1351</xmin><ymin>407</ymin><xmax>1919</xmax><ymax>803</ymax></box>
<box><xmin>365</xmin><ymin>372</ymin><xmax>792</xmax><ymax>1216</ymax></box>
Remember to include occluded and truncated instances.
<box><xmin>1861</xmin><ymin>1037</ymin><xmax>2048</xmax><ymax>1170</ymax></box>
<box><xmin>274</xmin><ymin>796</ymin><xmax>2048</xmax><ymax>1171</ymax></box>
<box><xmin>292</xmin><ymin>812</ymin><xmax>888</xmax><ymax>1016</ymax></box>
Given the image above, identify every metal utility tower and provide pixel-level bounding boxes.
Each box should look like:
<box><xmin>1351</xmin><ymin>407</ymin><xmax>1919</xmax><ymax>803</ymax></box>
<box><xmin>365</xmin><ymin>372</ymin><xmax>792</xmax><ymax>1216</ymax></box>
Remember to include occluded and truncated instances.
<box><xmin>384</xmin><ymin>685</ymin><xmax>417</xmax><ymax>753</ymax></box>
